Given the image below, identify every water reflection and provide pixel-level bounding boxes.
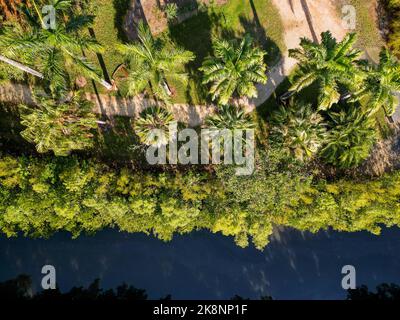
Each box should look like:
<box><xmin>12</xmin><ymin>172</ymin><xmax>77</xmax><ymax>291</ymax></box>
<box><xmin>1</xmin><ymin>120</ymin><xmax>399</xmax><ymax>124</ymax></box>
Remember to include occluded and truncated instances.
<box><xmin>0</xmin><ymin>227</ymin><xmax>399</xmax><ymax>299</ymax></box>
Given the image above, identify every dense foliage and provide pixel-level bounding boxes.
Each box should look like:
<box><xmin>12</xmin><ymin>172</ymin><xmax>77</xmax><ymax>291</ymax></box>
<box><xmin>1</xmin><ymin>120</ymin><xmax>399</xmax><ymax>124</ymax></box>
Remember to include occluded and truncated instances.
<box><xmin>200</xmin><ymin>35</ymin><xmax>268</xmax><ymax>105</ymax></box>
<box><xmin>319</xmin><ymin>106</ymin><xmax>377</xmax><ymax>168</ymax></box>
<box><xmin>1</xmin><ymin>152</ymin><xmax>400</xmax><ymax>250</ymax></box>
<box><xmin>133</xmin><ymin>106</ymin><xmax>175</xmax><ymax>146</ymax></box>
<box><xmin>289</xmin><ymin>31</ymin><xmax>361</xmax><ymax>110</ymax></box>
<box><xmin>117</xmin><ymin>22</ymin><xmax>195</xmax><ymax>103</ymax></box>
<box><xmin>19</xmin><ymin>93</ymin><xmax>97</xmax><ymax>156</ymax></box>
<box><xmin>205</xmin><ymin>105</ymin><xmax>255</xmax><ymax>131</ymax></box>
<box><xmin>355</xmin><ymin>48</ymin><xmax>400</xmax><ymax>116</ymax></box>
<box><xmin>283</xmin><ymin>33</ymin><xmax>400</xmax><ymax>168</ymax></box>
<box><xmin>0</xmin><ymin>0</ymin><xmax>107</xmax><ymax>95</ymax></box>
<box><xmin>386</xmin><ymin>0</ymin><xmax>400</xmax><ymax>57</ymax></box>
<box><xmin>270</xmin><ymin>103</ymin><xmax>326</xmax><ymax>162</ymax></box>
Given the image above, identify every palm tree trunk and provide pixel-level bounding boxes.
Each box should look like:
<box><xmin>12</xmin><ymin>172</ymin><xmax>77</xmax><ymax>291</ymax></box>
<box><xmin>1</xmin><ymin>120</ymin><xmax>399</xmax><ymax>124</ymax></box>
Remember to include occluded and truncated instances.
<box><xmin>87</xmin><ymin>27</ymin><xmax>114</xmax><ymax>91</ymax></box>
<box><xmin>32</xmin><ymin>0</ymin><xmax>46</xmax><ymax>28</ymax></box>
<box><xmin>0</xmin><ymin>55</ymin><xmax>44</xmax><ymax>79</ymax></box>
<box><xmin>162</xmin><ymin>80</ymin><xmax>172</xmax><ymax>96</ymax></box>
<box><xmin>31</xmin><ymin>0</ymin><xmax>46</xmax><ymax>28</ymax></box>
<box><xmin>98</xmin><ymin>78</ymin><xmax>113</xmax><ymax>90</ymax></box>
<box><xmin>148</xmin><ymin>80</ymin><xmax>159</xmax><ymax>104</ymax></box>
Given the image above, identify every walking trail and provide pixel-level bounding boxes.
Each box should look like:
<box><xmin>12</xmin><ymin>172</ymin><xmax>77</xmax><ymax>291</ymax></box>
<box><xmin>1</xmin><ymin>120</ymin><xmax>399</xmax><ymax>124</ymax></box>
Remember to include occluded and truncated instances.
<box><xmin>0</xmin><ymin>0</ymin><xmax>347</xmax><ymax>127</ymax></box>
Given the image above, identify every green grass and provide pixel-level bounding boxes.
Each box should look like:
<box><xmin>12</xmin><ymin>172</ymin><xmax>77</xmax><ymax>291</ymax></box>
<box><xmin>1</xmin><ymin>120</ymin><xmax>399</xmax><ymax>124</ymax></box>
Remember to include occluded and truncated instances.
<box><xmin>168</xmin><ymin>0</ymin><xmax>285</xmax><ymax>104</ymax></box>
<box><xmin>89</xmin><ymin>0</ymin><xmax>285</xmax><ymax>104</ymax></box>
<box><xmin>87</xmin><ymin>0</ymin><xmax>130</xmax><ymax>94</ymax></box>
<box><xmin>336</xmin><ymin>0</ymin><xmax>385</xmax><ymax>61</ymax></box>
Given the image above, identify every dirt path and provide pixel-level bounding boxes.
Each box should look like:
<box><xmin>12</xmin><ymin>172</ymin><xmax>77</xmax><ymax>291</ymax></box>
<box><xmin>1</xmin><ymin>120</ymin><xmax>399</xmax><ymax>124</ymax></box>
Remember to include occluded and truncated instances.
<box><xmin>85</xmin><ymin>91</ymin><xmax>217</xmax><ymax>127</ymax></box>
<box><xmin>0</xmin><ymin>82</ymin><xmax>217</xmax><ymax>127</ymax></box>
<box><xmin>238</xmin><ymin>0</ymin><xmax>347</xmax><ymax>111</ymax></box>
<box><xmin>0</xmin><ymin>0</ymin><xmax>348</xmax><ymax>126</ymax></box>
<box><xmin>246</xmin><ymin>0</ymin><xmax>347</xmax><ymax>107</ymax></box>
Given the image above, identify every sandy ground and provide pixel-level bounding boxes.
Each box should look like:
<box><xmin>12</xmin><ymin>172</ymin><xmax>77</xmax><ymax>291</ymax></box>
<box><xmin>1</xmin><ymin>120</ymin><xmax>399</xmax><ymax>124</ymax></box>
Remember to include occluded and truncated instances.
<box><xmin>277</xmin><ymin>1</ymin><xmax>346</xmax><ymax>46</ymax></box>
<box><xmin>246</xmin><ymin>0</ymin><xmax>347</xmax><ymax>109</ymax></box>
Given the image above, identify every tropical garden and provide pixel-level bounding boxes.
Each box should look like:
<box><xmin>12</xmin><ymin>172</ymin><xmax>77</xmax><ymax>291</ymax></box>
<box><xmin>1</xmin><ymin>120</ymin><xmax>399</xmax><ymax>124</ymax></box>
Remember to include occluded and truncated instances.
<box><xmin>0</xmin><ymin>0</ymin><xmax>400</xmax><ymax>249</ymax></box>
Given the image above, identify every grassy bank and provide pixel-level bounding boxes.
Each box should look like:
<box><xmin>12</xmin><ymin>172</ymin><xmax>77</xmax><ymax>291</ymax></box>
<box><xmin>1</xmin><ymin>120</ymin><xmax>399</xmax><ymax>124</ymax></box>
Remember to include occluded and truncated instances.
<box><xmin>336</xmin><ymin>0</ymin><xmax>385</xmax><ymax>61</ymax></box>
<box><xmin>89</xmin><ymin>0</ymin><xmax>285</xmax><ymax>103</ymax></box>
<box><xmin>168</xmin><ymin>0</ymin><xmax>285</xmax><ymax>103</ymax></box>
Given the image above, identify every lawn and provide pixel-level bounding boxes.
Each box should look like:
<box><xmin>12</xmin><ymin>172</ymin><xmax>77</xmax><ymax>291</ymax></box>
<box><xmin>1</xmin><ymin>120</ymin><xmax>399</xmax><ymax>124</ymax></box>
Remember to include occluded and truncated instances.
<box><xmin>336</xmin><ymin>0</ymin><xmax>385</xmax><ymax>61</ymax></box>
<box><xmin>89</xmin><ymin>0</ymin><xmax>285</xmax><ymax>104</ymax></box>
<box><xmin>167</xmin><ymin>0</ymin><xmax>285</xmax><ymax>103</ymax></box>
<box><xmin>87</xmin><ymin>0</ymin><xmax>131</xmax><ymax>94</ymax></box>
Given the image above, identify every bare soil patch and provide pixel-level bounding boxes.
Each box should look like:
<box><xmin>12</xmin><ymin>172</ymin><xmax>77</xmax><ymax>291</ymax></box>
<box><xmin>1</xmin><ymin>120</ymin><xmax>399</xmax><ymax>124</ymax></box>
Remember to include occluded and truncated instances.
<box><xmin>124</xmin><ymin>0</ymin><xmax>227</xmax><ymax>38</ymax></box>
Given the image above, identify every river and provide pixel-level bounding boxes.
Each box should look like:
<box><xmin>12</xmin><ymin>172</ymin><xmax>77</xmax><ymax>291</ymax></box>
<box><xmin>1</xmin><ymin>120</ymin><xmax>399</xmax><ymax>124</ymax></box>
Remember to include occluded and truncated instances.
<box><xmin>1</xmin><ymin>227</ymin><xmax>400</xmax><ymax>300</ymax></box>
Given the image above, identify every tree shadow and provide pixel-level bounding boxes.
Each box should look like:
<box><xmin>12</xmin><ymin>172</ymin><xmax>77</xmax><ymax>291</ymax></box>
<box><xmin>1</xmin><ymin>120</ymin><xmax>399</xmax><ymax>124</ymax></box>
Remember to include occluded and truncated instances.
<box><xmin>0</xmin><ymin>102</ymin><xmax>36</xmax><ymax>155</ymax></box>
<box><xmin>88</xmin><ymin>28</ymin><xmax>112</xmax><ymax>84</ymax></box>
<box><xmin>164</xmin><ymin>0</ymin><xmax>199</xmax><ymax>15</ymax></box>
<box><xmin>239</xmin><ymin>0</ymin><xmax>282</xmax><ymax>65</ymax></box>
<box><xmin>113</xmin><ymin>0</ymin><xmax>132</xmax><ymax>42</ymax></box>
<box><xmin>239</xmin><ymin>15</ymin><xmax>281</xmax><ymax>66</ymax></box>
<box><xmin>168</xmin><ymin>10</ymin><xmax>213</xmax><ymax>104</ymax></box>
<box><xmin>92</xmin><ymin>115</ymin><xmax>145</xmax><ymax>163</ymax></box>
<box><xmin>168</xmin><ymin>6</ymin><xmax>235</xmax><ymax>104</ymax></box>
<box><xmin>300</xmin><ymin>0</ymin><xmax>318</xmax><ymax>43</ymax></box>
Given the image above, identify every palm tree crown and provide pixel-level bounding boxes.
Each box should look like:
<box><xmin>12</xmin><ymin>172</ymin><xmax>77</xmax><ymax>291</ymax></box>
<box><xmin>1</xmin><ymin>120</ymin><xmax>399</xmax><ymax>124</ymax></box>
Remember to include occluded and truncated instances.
<box><xmin>0</xmin><ymin>0</ymin><xmax>105</xmax><ymax>95</ymax></box>
<box><xmin>271</xmin><ymin>103</ymin><xmax>327</xmax><ymax>162</ymax></box>
<box><xmin>200</xmin><ymin>35</ymin><xmax>268</xmax><ymax>105</ymax></box>
<box><xmin>289</xmin><ymin>31</ymin><xmax>362</xmax><ymax>110</ymax></box>
<box><xmin>133</xmin><ymin>106</ymin><xmax>175</xmax><ymax>146</ymax></box>
<box><xmin>20</xmin><ymin>93</ymin><xmax>98</xmax><ymax>156</ymax></box>
<box><xmin>205</xmin><ymin>105</ymin><xmax>255</xmax><ymax>131</ymax></box>
<box><xmin>355</xmin><ymin>48</ymin><xmax>400</xmax><ymax>116</ymax></box>
<box><xmin>319</xmin><ymin>106</ymin><xmax>376</xmax><ymax>168</ymax></box>
<box><xmin>118</xmin><ymin>22</ymin><xmax>195</xmax><ymax>103</ymax></box>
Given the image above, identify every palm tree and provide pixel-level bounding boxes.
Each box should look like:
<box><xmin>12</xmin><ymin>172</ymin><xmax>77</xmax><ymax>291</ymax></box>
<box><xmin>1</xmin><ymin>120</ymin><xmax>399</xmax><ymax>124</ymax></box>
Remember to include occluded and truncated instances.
<box><xmin>118</xmin><ymin>22</ymin><xmax>195</xmax><ymax>103</ymax></box>
<box><xmin>133</xmin><ymin>106</ymin><xmax>175</xmax><ymax>146</ymax></box>
<box><xmin>289</xmin><ymin>31</ymin><xmax>362</xmax><ymax>110</ymax></box>
<box><xmin>354</xmin><ymin>48</ymin><xmax>400</xmax><ymax>116</ymax></box>
<box><xmin>0</xmin><ymin>0</ymin><xmax>112</xmax><ymax>95</ymax></box>
<box><xmin>319</xmin><ymin>106</ymin><xmax>377</xmax><ymax>168</ymax></box>
<box><xmin>0</xmin><ymin>53</ymin><xmax>41</xmax><ymax>83</ymax></box>
<box><xmin>205</xmin><ymin>105</ymin><xmax>255</xmax><ymax>131</ymax></box>
<box><xmin>271</xmin><ymin>103</ymin><xmax>327</xmax><ymax>162</ymax></box>
<box><xmin>19</xmin><ymin>93</ymin><xmax>98</xmax><ymax>156</ymax></box>
<box><xmin>204</xmin><ymin>105</ymin><xmax>255</xmax><ymax>158</ymax></box>
<box><xmin>0</xmin><ymin>54</ymin><xmax>44</xmax><ymax>78</ymax></box>
<box><xmin>200</xmin><ymin>35</ymin><xmax>268</xmax><ymax>105</ymax></box>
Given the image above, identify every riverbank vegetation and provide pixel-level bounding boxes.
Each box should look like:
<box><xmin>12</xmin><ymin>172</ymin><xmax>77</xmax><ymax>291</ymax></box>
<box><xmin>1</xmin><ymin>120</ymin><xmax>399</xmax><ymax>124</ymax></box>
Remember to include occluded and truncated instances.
<box><xmin>1</xmin><ymin>152</ymin><xmax>400</xmax><ymax>249</ymax></box>
<box><xmin>1</xmin><ymin>0</ymin><xmax>400</xmax><ymax>249</ymax></box>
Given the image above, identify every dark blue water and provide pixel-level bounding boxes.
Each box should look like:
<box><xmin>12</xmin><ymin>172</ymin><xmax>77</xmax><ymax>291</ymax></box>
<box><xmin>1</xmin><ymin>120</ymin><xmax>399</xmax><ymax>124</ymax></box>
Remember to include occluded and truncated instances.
<box><xmin>1</xmin><ymin>227</ymin><xmax>400</xmax><ymax>300</ymax></box>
